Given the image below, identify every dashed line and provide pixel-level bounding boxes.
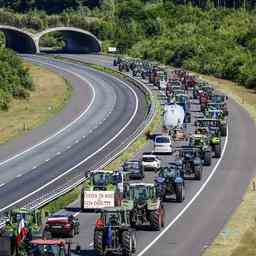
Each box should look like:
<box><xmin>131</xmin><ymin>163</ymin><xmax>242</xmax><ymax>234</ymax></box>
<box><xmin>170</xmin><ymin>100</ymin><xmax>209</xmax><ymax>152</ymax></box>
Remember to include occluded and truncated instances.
<box><xmin>66</xmin><ymin>145</ymin><xmax>71</xmax><ymax>149</ymax></box>
<box><xmin>56</xmin><ymin>152</ymin><xmax>61</xmax><ymax>155</ymax></box>
<box><xmin>16</xmin><ymin>174</ymin><xmax>22</xmax><ymax>178</ymax></box>
<box><xmin>32</xmin><ymin>166</ymin><xmax>37</xmax><ymax>170</ymax></box>
<box><xmin>45</xmin><ymin>159</ymin><xmax>50</xmax><ymax>162</ymax></box>
<box><xmin>82</xmin><ymin>135</ymin><xmax>86</xmax><ymax>139</ymax></box>
<box><xmin>0</xmin><ymin>183</ymin><xmax>5</xmax><ymax>188</ymax></box>
<box><xmin>75</xmin><ymin>140</ymin><xmax>79</xmax><ymax>144</ymax></box>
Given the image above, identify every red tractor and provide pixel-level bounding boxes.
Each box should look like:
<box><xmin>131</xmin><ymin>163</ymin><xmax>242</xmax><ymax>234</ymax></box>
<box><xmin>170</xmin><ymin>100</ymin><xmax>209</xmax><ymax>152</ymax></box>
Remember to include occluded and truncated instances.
<box><xmin>28</xmin><ymin>239</ymin><xmax>71</xmax><ymax>256</ymax></box>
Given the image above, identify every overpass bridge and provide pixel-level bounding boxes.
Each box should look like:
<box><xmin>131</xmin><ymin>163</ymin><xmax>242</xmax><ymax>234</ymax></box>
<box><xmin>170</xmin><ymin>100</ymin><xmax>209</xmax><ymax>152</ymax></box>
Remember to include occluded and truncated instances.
<box><xmin>0</xmin><ymin>25</ymin><xmax>101</xmax><ymax>54</ymax></box>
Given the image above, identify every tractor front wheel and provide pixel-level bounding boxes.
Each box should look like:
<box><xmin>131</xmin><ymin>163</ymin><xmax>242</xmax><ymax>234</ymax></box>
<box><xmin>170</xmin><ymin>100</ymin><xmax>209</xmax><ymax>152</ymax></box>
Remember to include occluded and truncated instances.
<box><xmin>150</xmin><ymin>210</ymin><xmax>161</xmax><ymax>231</ymax></box>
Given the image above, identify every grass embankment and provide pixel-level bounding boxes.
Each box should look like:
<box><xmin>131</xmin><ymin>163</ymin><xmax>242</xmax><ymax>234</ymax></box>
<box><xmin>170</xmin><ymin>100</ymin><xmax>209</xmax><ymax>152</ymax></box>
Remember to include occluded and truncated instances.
<box><xmin>41</xmin><ymin>61</ymin><xmax>161</xmax><ymax>215</ymax></box>
<box><xmin>199</xmin><ymin>75</ymin><xmax>256</xmax><ymax>256</ymax></box>
<box><xmin>0</xmin><ymin>62</ymin><xmax>72</xmax><ymax>144</ymax></box>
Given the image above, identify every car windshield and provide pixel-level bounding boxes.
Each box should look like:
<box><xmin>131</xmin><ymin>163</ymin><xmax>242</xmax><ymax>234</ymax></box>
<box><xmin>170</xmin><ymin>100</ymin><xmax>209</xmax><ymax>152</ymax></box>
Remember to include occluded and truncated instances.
<box><xmin>30</xmin><ymin>244</ymin><xmax>62</xmax><ymax>256</ymax></box>
<box><xmin>155</xmin><ymin>137</ymin><xmax>170</xmax><ymax>143</ymax></box>
<box><xmin>142</xmin><ymin>157</ymin><xmax>156</xmax><ymax>162</ymax></box>
<box><xmin>124</xmin><ymin>162</ymin><xmax>140</xmax><ymax>170</ymax></box>
<box><xmin>128</xmin><ymin>186</ymin><xmax>149</xmax><ymax>201</ymax></box>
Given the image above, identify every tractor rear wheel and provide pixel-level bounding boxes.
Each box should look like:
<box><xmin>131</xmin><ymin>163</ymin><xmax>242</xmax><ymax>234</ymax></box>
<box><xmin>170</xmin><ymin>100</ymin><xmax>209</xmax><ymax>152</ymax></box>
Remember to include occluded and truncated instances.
<box><xmin>204</xmin><ymin>151</ymin><xmax>212</xmax><ymax>166</ymax></box>
<box><xmin>150</xmin><ymin>210</ymin><xmax>161</xmax><ymax>231</ymax></box>
<box><xmin>176</xmin><ymin>183</ymin><xmax>184</xmax><ymax>203</ymax></box>
<box><xmin>194</xmin><ymin>165</ymin><xmax>202</xmax><ymax>180</ymax></box>
<box><xmin>214</xmin><ymin>144</ymin><xmax>221</xmax><ymax>158</ymax></box>
<box><xmin>94</xmin><ymin>230</ymin><xmax>104</xmax><ymax>256</ymax></box>
<box><xmin>122</xmin><ymin>231</ymin><xmax>133</xmax><ymax>256</ymax></box>
<box><xmin>220</xmin><ymin>124</ymin><xmax>227</xmax><ymax>137</ymax></box>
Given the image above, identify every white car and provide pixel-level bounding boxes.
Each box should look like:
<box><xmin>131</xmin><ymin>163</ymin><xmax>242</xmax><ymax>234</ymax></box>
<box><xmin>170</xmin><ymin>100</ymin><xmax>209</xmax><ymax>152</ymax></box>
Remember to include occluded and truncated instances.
<box><xmin>154</xmin><ymin>135</ymin><xmax>173</xmax><ymax>154</ymax></box>
<box><xmin>141</xmin><ymin>154</ymin><xmax>161</xmax><ymax>172</ymax></box>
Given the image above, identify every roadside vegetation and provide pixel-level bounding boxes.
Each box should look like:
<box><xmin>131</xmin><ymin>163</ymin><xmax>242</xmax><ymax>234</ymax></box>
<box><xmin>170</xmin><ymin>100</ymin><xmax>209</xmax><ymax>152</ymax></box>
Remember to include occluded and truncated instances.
<box><xmin>0</xmin><ymin>62</ymin><xmax>72</xmax><ymax>144</ymax></box>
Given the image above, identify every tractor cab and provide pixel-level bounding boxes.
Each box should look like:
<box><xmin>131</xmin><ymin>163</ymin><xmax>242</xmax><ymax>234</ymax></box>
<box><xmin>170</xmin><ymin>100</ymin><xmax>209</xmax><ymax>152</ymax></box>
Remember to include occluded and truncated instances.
<box><xmin>29</xmin><ymin>239</ymin><xmax>70</xmax><ymax>256</ymax></box>
<box><xmin>211</xmin><ymin>94</ymin><xmax>228</xmax><ymax>104</ymax></box>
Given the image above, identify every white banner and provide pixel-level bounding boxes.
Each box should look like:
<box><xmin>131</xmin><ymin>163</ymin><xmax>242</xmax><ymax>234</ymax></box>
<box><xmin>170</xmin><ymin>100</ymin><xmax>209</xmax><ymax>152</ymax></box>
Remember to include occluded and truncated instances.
<box><xmin>108</xmin><ymin>47</ymin><xmax>117</xmax><ymax>53</ymax></box>
<box><xmin>84</xmin><ymin>191</ymin><xmax>115</xmax><ymax>208</ymax></box>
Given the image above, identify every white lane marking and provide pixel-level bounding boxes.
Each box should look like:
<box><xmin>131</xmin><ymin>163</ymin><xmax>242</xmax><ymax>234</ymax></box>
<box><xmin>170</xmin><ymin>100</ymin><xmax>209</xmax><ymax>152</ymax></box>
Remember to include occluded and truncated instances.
<box><xmin>89</xmin><ymin>242</ymin><xmax>93</xmax><ymax>247</ymax></box>
<box><xmin>0</xmin><ymin>59</ymin><xmax>96</xmax><ymax>168</ymax></box>
<box><xmin>75</xmin><ymin>140</ymin><xmax>79</xmax><ymax>144</ymax></box>
<box><xmin>56</xmin><ymin>152</ymin><xmax>61</xmax><ymax>155</ymax></box>
<box><xmin>0</xmin><ymin>183</ymin><xmax>5</xmax><ymax>188</ymax></box>
<box><xmin>66</xmin><ymin>145</ymin><xmax>71</xmax><ymax>149</ymax></box>
<box><xmin>16</xmin><ymin>174</ymin><xmax>22</xmax><ymax>178</ymax></box>
<box><xmin>74</xmin><ymin>212</ymin><xmax>80</xmax><ymax>217</ymax></box>
<box><xmin>0</xmin><ymin>69</ymin><xmax>139</xmax><ymax>213</ymax></box>
<box><xmin>137</xmin><ymin>127</ymin><xmax>229</xmax><ymax>256</ymax></box>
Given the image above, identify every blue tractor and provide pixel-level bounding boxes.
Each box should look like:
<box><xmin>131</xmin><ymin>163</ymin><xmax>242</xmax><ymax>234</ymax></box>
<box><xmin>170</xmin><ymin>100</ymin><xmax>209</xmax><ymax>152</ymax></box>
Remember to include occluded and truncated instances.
<box><xmin>154</xmin><ymin>164</ymin><xmax>185</xmax><ymax>203</ymax></box>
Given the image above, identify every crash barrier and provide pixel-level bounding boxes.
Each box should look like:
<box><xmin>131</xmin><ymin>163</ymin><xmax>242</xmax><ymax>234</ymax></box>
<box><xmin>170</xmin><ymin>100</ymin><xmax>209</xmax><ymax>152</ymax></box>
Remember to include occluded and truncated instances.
<box><xmin>0</xmin><ymin>59</ymin><xmax>155</xmax><ymax>230</ymax></box>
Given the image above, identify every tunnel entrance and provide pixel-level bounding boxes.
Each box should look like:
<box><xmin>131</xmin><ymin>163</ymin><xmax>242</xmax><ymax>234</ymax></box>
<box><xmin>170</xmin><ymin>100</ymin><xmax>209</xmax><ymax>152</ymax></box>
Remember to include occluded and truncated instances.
<box><xmin>36</xmin><ymin>28</ymin><xmax>101</xmax><ymax>54</ymax></box>
<box><xmin>0</xmin><ymin>26</ymin><xmax>37</xmax><ymax>54</ymax></box>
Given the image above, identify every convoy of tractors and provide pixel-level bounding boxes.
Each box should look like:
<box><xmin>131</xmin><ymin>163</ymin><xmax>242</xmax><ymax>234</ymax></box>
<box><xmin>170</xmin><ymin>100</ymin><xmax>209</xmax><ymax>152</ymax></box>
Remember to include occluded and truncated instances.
<box><xmin>0</xmin><ymin>57</ymin><xmax>228</xmax><ymax>256</ymax></box>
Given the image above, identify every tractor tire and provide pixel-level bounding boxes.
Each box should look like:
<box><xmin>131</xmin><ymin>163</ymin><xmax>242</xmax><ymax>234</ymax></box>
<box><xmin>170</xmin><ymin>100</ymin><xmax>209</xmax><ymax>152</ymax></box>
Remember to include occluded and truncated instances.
<box><xmin>176</xmin><ymin>183</ymin><xmax>184</xmax><ymax>203</ymax></box>
<box><xmin>122</xmin><ymin>231</ymin><xmax>133</xmax><ymax>256</ymax></box>
<box><xmin>220</xmin><ymin>124</ymin><xmax>227</xmax><ymax>137</ymax></box>
<box><xmin>214</xmin><ymin>144</ymin><xmax>221</xmax><ymax>158</ymax></box>
<box><xmin>161</xmin><ymin>206</ymin><xmax>165</xmax><ymax>227</ymax></box>
<box><xmin>131</xmin><ymin>231</ymin><xmax>136</xmax><ymax>253</ymax></box>
<box><xmin>94</xmin><ymin>230</ymin><xmax>104</xmax><ymax>256</ymax></box>
<box><xmin>185</xmin><ymin>113</ymin><xmax>191</xmax><ymax>123</ymax></box>
<box><xmin>150</xmin><ymin>210</ymin><xmax>161</xmax><ymax>231</ymax></box>
<box><xmin>194</xmin><ymin>165</ymin><xmax>202</xmax><ymax>180</ymax></box>
<box><xmin>204</xmin><ymin>151</ymin><xmax>212</xmax><ymax>166</ymax></box>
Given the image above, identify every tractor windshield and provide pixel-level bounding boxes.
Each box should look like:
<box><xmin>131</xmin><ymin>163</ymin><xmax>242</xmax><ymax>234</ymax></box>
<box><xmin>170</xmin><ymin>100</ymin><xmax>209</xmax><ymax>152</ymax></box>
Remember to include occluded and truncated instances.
<box><xmin>129</xmin><ymin>186</ymin><xmax>149</xmax><ymax>201</ymax></box>
<box><xmin>105</xmin><ymin>212</ymin><xmax>122</xmax><ymax>226</ymax></box>
<box><xmin>212</xmin><ymin>95</ymin><xmax>225</xmax><ymax>103</ymax></box>
<box><xmin>92</xmin><ymin>173</ymin><xmax>112</xmax><ymax>186</ymax></box>
<box><xmin>12</xmin><ymin>212</ymin><xmax>28</xmax><ymax>223</ymax></box>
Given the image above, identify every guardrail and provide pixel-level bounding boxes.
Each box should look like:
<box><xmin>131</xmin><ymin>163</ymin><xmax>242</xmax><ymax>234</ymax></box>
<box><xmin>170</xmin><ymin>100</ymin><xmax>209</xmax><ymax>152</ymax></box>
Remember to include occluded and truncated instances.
<box><xmin>0</xmin><ymin>63</ymin><xmax>156</xmax><ymax>230</ymax></box>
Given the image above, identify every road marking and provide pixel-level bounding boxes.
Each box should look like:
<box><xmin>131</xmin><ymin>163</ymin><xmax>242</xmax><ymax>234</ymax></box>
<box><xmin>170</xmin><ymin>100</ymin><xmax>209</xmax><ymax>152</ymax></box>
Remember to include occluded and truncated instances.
<box><xmin>66</xmin><ymin>145</ymin><xmax>71</xmax><ymax>149</ymax></box>
<box><xmin>16</xmin><ymin>174</ymin><xmax>22</xmax><ymax>178</ymax></box>
<box><xmin>0</xmin><ymin>183</ymin><xmax>5</xmax><ymax>188</ymax></box>
<box><xmin>56</xmin><ymin>152</ymin><xmax>61</xmax><ymax>155</ymax></box>
<box><xmin>0</xmin><ymin>65</ymin><xmax>139</xmax><ymax>213</ymax></box>
<box><xmin>74</xmin><ymin>212</ymin><xmax>80</xmax><ymax>217</ymax></box>
<box><xmin>45</xmin><ymin>159</ymin><xmax>50</xmax><ymax>162</ymax></box>
<box><xmin>32</xmin><ymin>166</ymin><xmax>37</xmax><ymax>170</ymax></box>
<box><xmin>0</xmin><ymin>59</ymin><xmax>96</xmax><ymax>168</ymax></box>
<box><xmin>89</xmin><ymin>242</ymin><xmax>93</xmax><ymax>247</ymax></box>
<box><xmin>137</xmin><ymin>127</ymin><xmax>229</xmax><ymax>256</ymax></box>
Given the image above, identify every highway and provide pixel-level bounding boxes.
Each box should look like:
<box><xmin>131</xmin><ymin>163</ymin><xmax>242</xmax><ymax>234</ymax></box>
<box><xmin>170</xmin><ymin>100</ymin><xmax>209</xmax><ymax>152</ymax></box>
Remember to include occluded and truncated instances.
<box><xmin>0</xmin><ymin>55</ymin><xmax>149</xmax><ymax>211</ymax></box>
<box><xmin>56</xmin><ymin>54</ymin><xmax>256</xmax><ymax>256</ymax></box>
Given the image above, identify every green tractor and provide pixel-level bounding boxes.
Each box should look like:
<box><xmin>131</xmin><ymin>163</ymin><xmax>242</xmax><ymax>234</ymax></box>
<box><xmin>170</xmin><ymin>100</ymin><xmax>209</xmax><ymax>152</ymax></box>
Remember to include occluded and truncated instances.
<box><xmin>0</xmin><ymin>208</ymin><xmax>43</xmax><ymax>256</ymax></box>
<box><xmin>122</xmin><ymin>183</ymin><xmax>165</xmax><ymax>231</ymax></box>
<box><xmin>81</xmin><ymin>170</ymin><xmax>129</xmax><ymax>211</ymax></box>
<box><xmin>189</xmin><ymin>134</ymin><xmax>212</xmax><ymax>166</ymax></box>
<box><xmin>94</xmin><ymin>208</ymin><xmax>136</xmax><ymax>256</ymax></box>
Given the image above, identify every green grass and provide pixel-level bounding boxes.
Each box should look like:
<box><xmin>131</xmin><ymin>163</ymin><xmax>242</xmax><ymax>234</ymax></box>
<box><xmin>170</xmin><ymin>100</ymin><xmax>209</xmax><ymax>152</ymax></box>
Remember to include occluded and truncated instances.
<box><xmin>0</xmin><ymin>62</ymin><xmax>72</xmax><ymax>144</ymax></box>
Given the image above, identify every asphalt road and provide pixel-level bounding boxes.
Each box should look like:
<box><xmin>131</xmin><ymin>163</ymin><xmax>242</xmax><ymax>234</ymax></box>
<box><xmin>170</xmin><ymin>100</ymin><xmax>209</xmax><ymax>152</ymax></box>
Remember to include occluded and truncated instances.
<box><xmin>0</xmin><ymin>55</ymin><xmax>148</xmax><ymax>211</ymax></box>
<box><xmin>57</xmin><ymin>54</ymin><xmax>256</xmax><ymax>256</ymax></box>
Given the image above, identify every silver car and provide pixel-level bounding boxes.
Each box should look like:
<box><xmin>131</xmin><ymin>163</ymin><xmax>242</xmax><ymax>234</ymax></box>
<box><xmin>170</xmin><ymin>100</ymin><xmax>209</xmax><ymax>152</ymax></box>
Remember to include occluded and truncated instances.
<box><xmin>154</xmin><ymin>135</ymin><xmax>172</xmax><ymax>154</ymax></box>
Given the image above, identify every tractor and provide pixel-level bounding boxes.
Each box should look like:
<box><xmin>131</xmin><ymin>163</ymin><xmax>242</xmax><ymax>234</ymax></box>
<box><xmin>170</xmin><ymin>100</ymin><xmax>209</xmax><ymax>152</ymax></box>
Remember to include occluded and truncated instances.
<box><xmin>122</xmin><ymin>183</ymin><xmax>165</xmax><ymax>231</ymax></box>
<box><xmin>196</xmin><ymin>118</ymin><xmax>227</xmax><ymax>137</ymax></box>
<box><xmin>178</xmin><ymin>147</ymin><xmax>203</xmax><ymax>180</ymax></box>
<box><xmin>28</xmin><ymin>239</ymin><xmax>71</xmax><ymax>256</ymax></box>
<box><xmin>94</xmin><ymin>208</ymin><xmax>136</xmax><ymax>256</ymax></box>
<box><xmin>154</xmin><ymin>164</ymin><xmax>185</xmax><ymax>202</ymax></box>
<box><xmin>80</xmin><ymin>170</ymin><xmax>129</xmax><ymax>211</ymax></box>
<box><xmin>188</xmin><ymin>134</ymin><xmax>212</xmax><ymax>166</ymax></box>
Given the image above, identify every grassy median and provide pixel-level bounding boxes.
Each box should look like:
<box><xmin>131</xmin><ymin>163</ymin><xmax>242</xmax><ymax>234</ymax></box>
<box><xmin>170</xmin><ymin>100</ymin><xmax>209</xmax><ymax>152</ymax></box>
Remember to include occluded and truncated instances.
<box><xmin>199</xmin><ymin>75</ymin><xmax>256</xmax><ymax>256</ymax></box>
<box><xmin>0</xmin><ymin>62</ymin><xmax>72</xmax><ymax>145</ymax></box>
